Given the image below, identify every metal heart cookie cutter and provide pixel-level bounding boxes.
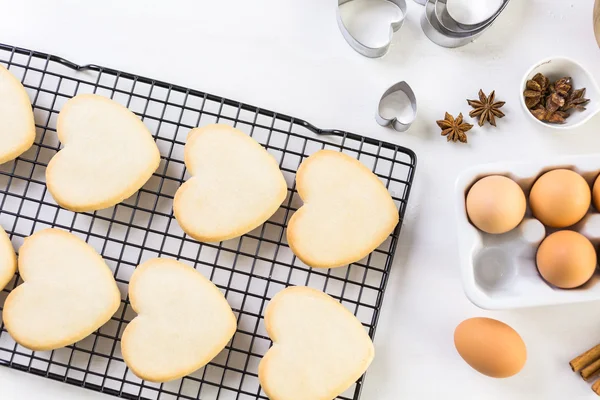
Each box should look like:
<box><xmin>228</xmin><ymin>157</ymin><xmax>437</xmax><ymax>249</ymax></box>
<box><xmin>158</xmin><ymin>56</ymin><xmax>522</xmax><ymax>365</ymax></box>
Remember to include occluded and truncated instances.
<box><xmin>420</xmin><ymin>0</ymin><xmax>510</xmax><ymax>48</ymax></box>
<box><xmin>376</xmin><ymin>81</ymin><xmax>417</xmax><ymax>132</ymax></box>
<box><xmin>337</xmin><ymin>0</ymin><xmax>408</xmax><ymax>58</ymax></box>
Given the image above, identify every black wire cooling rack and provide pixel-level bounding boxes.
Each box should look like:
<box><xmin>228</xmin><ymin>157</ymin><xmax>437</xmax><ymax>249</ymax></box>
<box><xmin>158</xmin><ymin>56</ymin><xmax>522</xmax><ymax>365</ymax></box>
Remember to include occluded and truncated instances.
<box><xmin>0</xmin><ymin>43</ymin><xmax>416</xmax><ymax>400</ymax></box>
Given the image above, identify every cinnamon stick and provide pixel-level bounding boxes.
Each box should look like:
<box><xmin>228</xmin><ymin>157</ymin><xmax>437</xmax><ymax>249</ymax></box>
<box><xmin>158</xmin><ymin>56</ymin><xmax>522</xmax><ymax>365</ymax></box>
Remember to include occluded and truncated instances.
<box><xmin>592</xmin><ymin>378</ymin><xmax>600</xmax><ymax>396</ymax></box>
<box><xmin>594</xmin><ymin>0</ymin><xmax>600</xmax><ymax>47</ymax></box>
<box><xmin>570</xmin><ymin>344</ymin><xmax>600</xmax><ymax>372</ymax></box>
<box><xmin>582</xmin><ymin>358</ymin><xmax>600</xmax><ymax>381</ymax></box>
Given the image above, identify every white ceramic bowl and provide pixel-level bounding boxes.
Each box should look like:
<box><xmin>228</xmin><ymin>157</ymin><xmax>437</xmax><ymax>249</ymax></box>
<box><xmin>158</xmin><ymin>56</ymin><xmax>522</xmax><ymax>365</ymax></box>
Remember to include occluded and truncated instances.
<box><xmin>520</xmin><ymin>57</ymin><xmax>600</xmax><ymax>130</ymax></box>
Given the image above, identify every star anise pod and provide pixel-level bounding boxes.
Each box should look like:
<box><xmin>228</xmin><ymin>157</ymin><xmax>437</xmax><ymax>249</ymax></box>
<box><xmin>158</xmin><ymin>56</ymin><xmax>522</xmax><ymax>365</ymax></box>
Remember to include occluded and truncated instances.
<box><xmin>547</xmin><ymin>110</ymin><xmax>569</xmax><ymax>124</ymax></box>
<box><xmin>561</xmin><ymin>88</ymin><xmax>590</xmax><ymax>112</ymax></box>
<box><xmin>530</xmin><ymin>105</ymin><xmax>547</xmax><ymax>121</ymax></box>
<box><xmin>436</xmin><ymin>112</ymin><xmax>473</xmax><ymax>143</ymax></box>
<box><xmin>545</xmin><ymin>92</ymin><xmax>565</xmax><ymax>114</ymax></box>
<box><xmin>523</xmin><ymin>73</ymin><xmax>549</xmax><ymax>109</ymax></box>
<box><xmin>529</xmin><ymin>104</ymin><xmax>568</xmax><ymax>124</ymax></box>
<box><xmin>533</xmin><ymin>73</ymin><xmax>550</xmax><ymax>93</ymax></box>
<box><xmin>467</xmin><ymin>89</ymin><xmax>506</xmax><ymax>126</ymax></box>
<box><xmin>549</xmin><ymin>77</ymin><xmax>572</xmax><ymax>97</ymax></box>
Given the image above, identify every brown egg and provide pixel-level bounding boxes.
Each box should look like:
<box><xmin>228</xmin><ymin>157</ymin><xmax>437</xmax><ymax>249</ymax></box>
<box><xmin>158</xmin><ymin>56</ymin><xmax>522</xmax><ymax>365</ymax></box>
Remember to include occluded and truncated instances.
<box><xmin>530</xmin><ymin>169</ymin><xmax>590</xmax><ymax>228</ymax></box>
<box><xmin>593</xmin><ymin>174</ymin><xmax>600</xmax><ymax>211</ymax></box>
<box><xmin>466</xmin><ymin>175</ymin><xmax>526</xmax><ymax>234</ymax></box>
<box><xmin>454</xmin><ymin>317</ymin><xmax>526</xmax><ymax>378</ymax></box>
<box><xmin>536</xmin><ymin>230</ymin><xmax>597</xmax><ymax>289</ymax></box>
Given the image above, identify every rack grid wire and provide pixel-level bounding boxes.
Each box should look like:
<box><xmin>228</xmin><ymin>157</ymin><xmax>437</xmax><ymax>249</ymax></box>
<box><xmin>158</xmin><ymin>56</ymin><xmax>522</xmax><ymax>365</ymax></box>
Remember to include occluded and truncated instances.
<box><xmin>0</xmin><ymin>43</ymin><xmax>416</xmax><ymax>400</ymax></box>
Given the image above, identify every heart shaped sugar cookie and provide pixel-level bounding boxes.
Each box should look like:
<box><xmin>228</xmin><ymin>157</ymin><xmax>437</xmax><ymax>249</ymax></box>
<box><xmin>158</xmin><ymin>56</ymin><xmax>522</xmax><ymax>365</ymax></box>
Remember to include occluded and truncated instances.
<box><xmin>121</xmin><ymin>258</ymin><xmax>237</xmax><ymax>382</ymax></box>
<box><xmin>2</xmin><ymin>229</ymin><xmax>120</xmax><ymax>351</ymax></box>
<box><xmin>0</xmin><ymin>64</ymin><xmax>36</xmax><ymax>164</ymax></box>
<box><xmin>287</xmin><ymin>150</ymin><xmax>398</xmax><ymax>268</ymax></box>
<box><xmin>0</xmin><ymin>225</ymin><xmax>16</xmax><ymax>291</ymax></box>
<box><xmin>46</xmin><ymin>94</ymin><xmax>161</xmax><ymax>212</ymax></box>
<box><xmin>173</xmin><ymin>124</ymin><xmax>287</xmax><ymax>242</ymax></box>
<box><xmin>258</xmin><ymin>286</ymin><xmax>374</xmax><ymax>400</ymax></box>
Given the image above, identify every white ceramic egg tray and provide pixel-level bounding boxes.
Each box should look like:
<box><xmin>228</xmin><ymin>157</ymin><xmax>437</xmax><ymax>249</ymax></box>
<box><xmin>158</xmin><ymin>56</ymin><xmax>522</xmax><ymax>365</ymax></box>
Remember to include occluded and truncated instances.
<box><xmin>456</xmin><ymin>155</ymin><xmax>600</xmax><ymax>310</ymax></box>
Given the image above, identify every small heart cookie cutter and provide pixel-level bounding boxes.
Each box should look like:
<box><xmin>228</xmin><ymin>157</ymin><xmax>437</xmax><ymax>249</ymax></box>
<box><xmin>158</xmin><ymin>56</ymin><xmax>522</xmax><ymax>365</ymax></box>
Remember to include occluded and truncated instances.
<box><xmin>376</xmin><ymin>81</ymin><xmax>417</xmax><ymax>132</ymax></box>
<box><xmin>337</xmin><ymin>0</ymin><xmax>408</xmax><ymax>58</ymax></box>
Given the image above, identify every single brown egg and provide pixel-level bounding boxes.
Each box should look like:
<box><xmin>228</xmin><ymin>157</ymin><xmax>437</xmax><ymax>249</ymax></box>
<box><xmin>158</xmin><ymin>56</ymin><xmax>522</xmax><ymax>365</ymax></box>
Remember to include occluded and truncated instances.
<box><xmin>529</xmin><ymin>169</ymin><xmax>590</xmax><ymax>228</ymax></box>
<box><xmin>466</xmin><ymin>175</ymin><xmax>526</xmax><ymax>234</ymax></box>
<box><xmin>536</xmin><ymin>230</ymin><xmax>597</xmax><ymax>289</ymax></box>
<box><xmin>593</xmin><ymin>174</ymin><xmax>600</xmax><ymax>211</ymax></box>
<box><xmin>454</xmin><ymin>317</ymin><xmax>526</xmax><ymax>378</ymax></box>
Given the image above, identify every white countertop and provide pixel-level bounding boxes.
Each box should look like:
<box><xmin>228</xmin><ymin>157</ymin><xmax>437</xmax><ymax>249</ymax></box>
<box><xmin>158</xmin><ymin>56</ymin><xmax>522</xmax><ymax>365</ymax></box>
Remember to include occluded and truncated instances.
<box><xmin>2</xmin><ymin>0</ymin><xmax>600</xmax><ymax>398</ymax></box>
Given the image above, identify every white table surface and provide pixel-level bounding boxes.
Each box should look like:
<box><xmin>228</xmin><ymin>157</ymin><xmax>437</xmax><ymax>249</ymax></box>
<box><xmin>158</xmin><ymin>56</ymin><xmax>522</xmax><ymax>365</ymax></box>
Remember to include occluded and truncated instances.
<box><xmin>1</xmin><ymin>0</ymin><xmax>600</xmax><ymax>398</ymax></box>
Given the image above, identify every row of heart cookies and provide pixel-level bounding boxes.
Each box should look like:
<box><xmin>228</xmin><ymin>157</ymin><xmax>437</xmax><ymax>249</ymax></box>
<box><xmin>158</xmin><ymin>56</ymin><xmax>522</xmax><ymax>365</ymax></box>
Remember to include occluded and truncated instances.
<box><xmin>1</xmin><ymin>63</ymin><xmax>398</xmax><ymax>269</ymax></box>
<box><xmin>0</xmin><ymin>227</ymin><xmax>374</xmax><ymax>400</ymax></box>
